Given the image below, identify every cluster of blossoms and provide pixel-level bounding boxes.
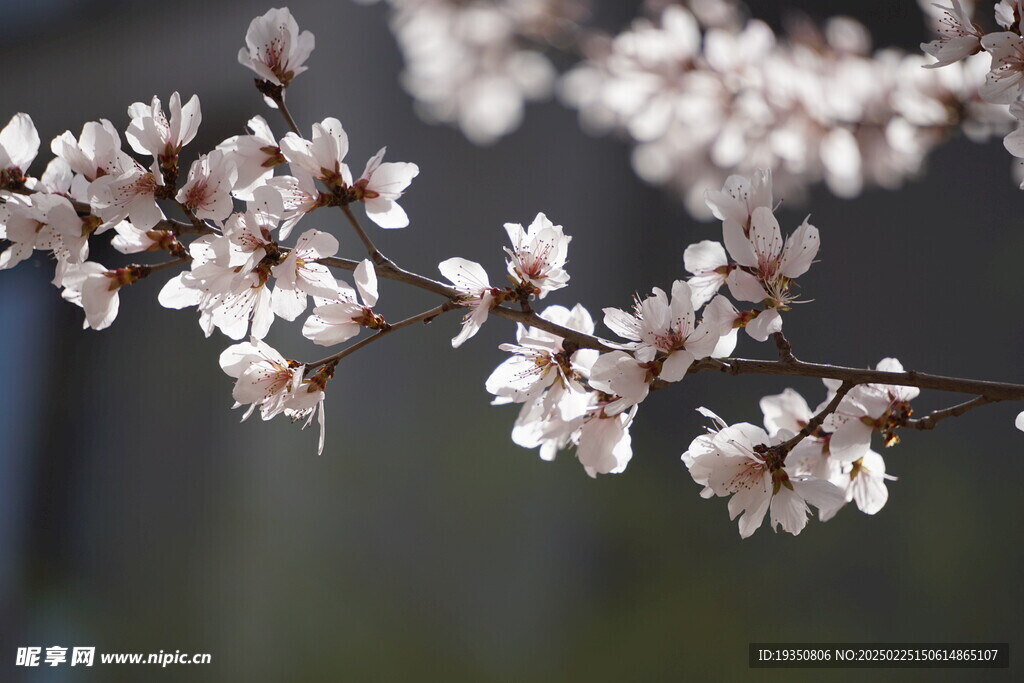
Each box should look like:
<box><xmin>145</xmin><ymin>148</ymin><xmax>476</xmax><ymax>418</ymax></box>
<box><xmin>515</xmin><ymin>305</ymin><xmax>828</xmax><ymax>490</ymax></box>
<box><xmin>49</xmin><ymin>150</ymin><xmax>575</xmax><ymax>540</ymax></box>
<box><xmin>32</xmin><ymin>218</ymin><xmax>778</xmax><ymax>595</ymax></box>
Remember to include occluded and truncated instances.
<box><xmin>560</xmin><ymin>2</ymin><xmax>1010</xmax><ymax>217</ymax></box>
<box><xmin>682</xmin><ymin>362</ymin><xmax>910</xmax><ymax>538</ymax></box>
<box><xmin>466</xmin><ymin>169</ymin><xmax>823</xmax><ymax>486</ymax></box>
<box><xmin>919</xmin><ymin>0</ymin><xmax>1024</xmax><ymax>186</ymax></box>
<box><xmin>357</xmin><ymin>0</ymin><xmax>587</xmax><ymax>144</ymax></box>
<box><xmin>0</xmin><ymin>8</ymin><xmax>417</xmax><ymax>454</ymax></box>
<box><xmin>358</xmin><ymin>0</ymin><xmax>1012</xmax><ymax>216</ymax></box>
<box><xmin>3</xmin><ymin>6</ymin><xmax>1022</xmax><ymax>540</ymax></box>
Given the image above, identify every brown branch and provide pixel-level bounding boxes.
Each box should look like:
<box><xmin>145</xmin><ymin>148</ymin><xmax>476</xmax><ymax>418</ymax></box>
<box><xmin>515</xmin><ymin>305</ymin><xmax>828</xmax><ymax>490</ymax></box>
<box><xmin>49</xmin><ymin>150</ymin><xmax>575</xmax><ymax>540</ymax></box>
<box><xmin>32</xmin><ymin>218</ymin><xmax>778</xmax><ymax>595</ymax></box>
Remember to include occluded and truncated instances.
<box><xmin>776</xmin><ymin>381</ymin><xmax>853</xmax><ymax>458</ymax></box>
<box><xmin>267</xmin><ymin>89</ymin><xmax>301</xmax><ymax>136</ymax></box>
<box><xmin>773</xmin><ymin>331</ymin><xmax>796</xmax><ymax>363</ymax></box>
<box><xmin>904</xmin><ymin>396</ymin><xmax>998</xmax><ymax>430</ymax></box>
<box><xmin>172</xmin><ymin>198</ymin><xmax>212</xmax><ymax>234</ymax></box>
<box><xmin>687</xmin><ymin>357</ymin><xmax>1024</xmax><ymax>401</ymax></box>
<box><xmin>304</xmin><ymin>302</ymin><xmax>455</xmax><ymax>372</ymax></box>
<box><xmin>340</xmin><ymin>203</ymin><xmax>389</xmax><ymax>267</ymax></box>
<box><xmin>261</xmin><ymin>86</ymin><xmax>389</xmax><ymax>267</ymax></box>
<box><xmin>313</xmin><ymin>254</ymin><xmax>615</xmax><ymax>351</ymax></box>
<box><xmin>310</xmin><ymin>254</ymin><xmax>1024</xmax><ymax>400</ymax></box>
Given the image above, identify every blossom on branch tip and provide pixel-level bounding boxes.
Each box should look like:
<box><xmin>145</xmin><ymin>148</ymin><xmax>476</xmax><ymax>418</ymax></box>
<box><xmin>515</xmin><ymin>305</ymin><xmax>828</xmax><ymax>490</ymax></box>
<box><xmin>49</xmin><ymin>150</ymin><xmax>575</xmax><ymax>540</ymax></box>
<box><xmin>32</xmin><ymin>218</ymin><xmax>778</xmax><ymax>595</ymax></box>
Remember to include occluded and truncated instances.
<box><xmin>279</xmin><ymin>117</ymin><xmax>351</xmax><ymax>188</ymax></box>
<box><xmin>0</xmin><ymin>113</ymin><xmax>39</xmax><ymax>184</ymax></box>
<box><xmin>354</xmin><ymin>147</ymin><xmax>419</xmax><ymax>229</ymax></box>
<box><xmin>125</xmin><ymin>92</ymin><xmax>201</xmax><ymax>179</ymax></box>
<box><xmin>683</xmin><ymin>411</ymin><xmax>845</xmax><ymax>537</ymax></box>
<box><xmin>219</xmin><ymin>337</ymin><xmax>328</xmax><ymax>454</ymax></box>
<box><xmin>238</xmin><ymin>7</ymin><xmax>315</xmax><ymax>88</ymax></box>
<box><xmin>503</xmin><ymin>212</ymin><xmax>571</xmax><ymax>298</ymax></box>
<box><xmin>58</xmin><ymin>261</ymin><xmax>141</xmax><ymax>330</ymax></box>
<box><xmin>50</xmin><ymin>119</ymin><xmax>129</xmax><ymax>201</ymax></box>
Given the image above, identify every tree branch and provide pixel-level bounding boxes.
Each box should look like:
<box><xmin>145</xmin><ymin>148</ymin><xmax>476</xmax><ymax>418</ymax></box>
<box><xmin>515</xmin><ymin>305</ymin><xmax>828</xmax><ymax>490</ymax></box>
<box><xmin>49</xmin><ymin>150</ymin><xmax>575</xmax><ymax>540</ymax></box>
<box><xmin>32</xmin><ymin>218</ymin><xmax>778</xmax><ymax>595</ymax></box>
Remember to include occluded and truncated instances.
<box><xmin>776</xmin><ymin>381</ymin><xmax>853</xmax><ymax>458</ymax></box>
<box><xmin>172</xmin><ymin>198</ymin><xmax>212</xmax><ymax>235</ymax></box>
<box><xmin>773</xmin><ymin>331</ymin><xmax>796</xmax><ymax>363</ymax></box>
<box><xmin>267</xmin><ymin>90</ymin><xmax>301</xmax><ymax>136</ymax></box>
<box><xmin>688</xmin><ymin>357</ymin><xmax>1024</xmax><ymax>400</ymax></box>
<box><xmin>340</xmin><ymin>203</ymin><xmax>389</xmax><ymax>267</ymax></box>
<box><xmin>304</xmin><ymin>302</ymin><xmax>455</xmax><ymax>372</ymax></box>
<box><xmin>309</xmin><ymin>253</ymin><xmax>1024</xmax><ymax>400</ymax></box>
<box><xmin>904</xmin><ymin>396</ymin><xmax>998</xmax><ymax>430</ymax></box>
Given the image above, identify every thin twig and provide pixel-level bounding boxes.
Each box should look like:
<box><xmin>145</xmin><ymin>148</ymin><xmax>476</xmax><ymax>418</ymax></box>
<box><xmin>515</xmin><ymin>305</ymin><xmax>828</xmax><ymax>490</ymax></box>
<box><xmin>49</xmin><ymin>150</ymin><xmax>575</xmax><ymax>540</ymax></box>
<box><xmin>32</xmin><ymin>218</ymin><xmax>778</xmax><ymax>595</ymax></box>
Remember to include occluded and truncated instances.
<box><xmin>173</xmin><ymin>198</ymin><xmax>210</xmax><ymax>234</ymax></box>
<box><xmin>687</xmin><ymin>357</ymin><xmax>1024</xmax><ymax>401</ymax></box>
<box><xmin>340</xmin><ymin>203</ymin><xmax>390</xmax><ymax>267</ymax></box>
<box><xmin>304</xmin><ymin>302</ymin><xmax>454</xmax><ymax>372</ymax></box>
<box><xmin>263</xmin><ymin>86</ymin><xmax>389</xmax><ymax>266</ymax></box>
<box><xmin>904</xmin><ymin>396</ymin><xmax>997</xmax><ymax>430</ymax></box>
<box><xmin>776</xmin><ymin>381</ymin><xmax>854</xmax><ymax>457</ymax></box>
<box><xmin>269</xmin><ymin>92</ymin><xmax>301</xmax><ymax>136</ymax></box>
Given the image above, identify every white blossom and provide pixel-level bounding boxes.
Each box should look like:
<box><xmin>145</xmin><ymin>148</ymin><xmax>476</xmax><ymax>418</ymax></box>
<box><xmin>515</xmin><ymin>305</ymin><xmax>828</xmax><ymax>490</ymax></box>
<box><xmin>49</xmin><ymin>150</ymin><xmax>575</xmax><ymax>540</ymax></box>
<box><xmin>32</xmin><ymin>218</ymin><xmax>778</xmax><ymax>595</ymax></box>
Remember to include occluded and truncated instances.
<box><xmin>683</xmin><ymin>413</ymin><xmax>844</xmax><ymax>537</ymax></box>
<box><xmin>50</xmin><ymin>119</ymin><xmax>130</xmax><ymax>201</ymax></box>
<box><xmin>980</xmin><ymin>31</ymin><xmax>1024</xmax><ymax>104</ymax></box>
<box><xmin>486</xmin><ymin>303</ymin><xmax>597</xmax><ymax>407</ymax></box>
<box><xmin>125</xmin><ymin>92</ymin><xmax>201</xmax><ymax>180</ymax></box>
<box><xmin>576</xmin><ymin>405</ymin><xmax>637</xmax><ymax>477</ymax></box>
<box><xmin>279</xmin><ymin>117</ymin><xmax>352</xmax><ymax>187</ymax></box>
<box><xmin>175</xmin><ymin>150</ymin><xmax>236</xmax><ymax>224</ymax></box>
<box><xmin>827</xmin><ymin>449</ymin><xmax>895</xmax><ymax>517</ymax></box>
<box><xmin>217</xmin><ymin>115</ymin><xmax>285</xmax><ymax>201</ymax></box>
<box><xmin>920</xmin><ymin>1</ymin><xmax>982</xmax><ymax>69</ymax></box>
<box><xmin>599</xmin><ymin>280</ymin><xmax>718</xmax><ymax>382</ymax></box>
<box><xmin>439</xmin><ymin>257</ymin><xmax>499</xmax><ymax>347</ymax></box>
<box><xmin>219</xmin><ymin>337</ymin><xmax>328</xmax><ymax>454</ymax></box>
<box><xmin>88</xmin><ymin>160</ymin><xmax>166</xmax><ymax>230</ymax></box>
<box><xmin>238</xmin><ymin>7</ymin><xmax>315</xmax><ymax>88</ymax></box>
<box><xmin>722</xmin><ymin>206</ymin><xmax>819</xmax><ymax>341</ymax></box>
<box><xmin>302</xmin><ymin>260</ymin><xmax>379</xmax><ymax>347</ymax></box>
<box><xmin>0</xmin><ymin>113</ymin><xmax>39</xmax><ymax>179</ymax></box>
<box><xmin>503</xmin><ymin>212</ymin><xmax>571</xmax><ymax>298</ymax></box>
<box><xmin>353</xmin><ymin>147</ymin><xmax>419</xmax><ymax>229</ymax></box>
<box><xmin>59</xmin><ymin>262</ymin><xmax>127</xmax><ymax>330</ymax></box>
<box><xmin>826</xmin><ymin>359</ymin><xmax>918</xmax><ymax>463</ymax></box>
<box><xmin>270</xmin><ymin>228</ymin><xmax>340</xmax><ymax>320</ymax></box>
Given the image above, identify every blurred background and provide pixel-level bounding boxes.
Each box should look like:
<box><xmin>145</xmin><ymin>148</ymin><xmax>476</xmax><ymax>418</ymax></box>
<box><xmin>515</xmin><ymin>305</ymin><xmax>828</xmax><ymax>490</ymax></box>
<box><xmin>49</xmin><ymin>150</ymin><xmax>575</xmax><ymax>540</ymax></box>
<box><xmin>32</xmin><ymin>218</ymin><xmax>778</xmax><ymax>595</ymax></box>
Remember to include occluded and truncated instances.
<box><xmin>1</xmin><ymin>0</ymin><xmax>1022</xmax><ymax>680</ymax></box>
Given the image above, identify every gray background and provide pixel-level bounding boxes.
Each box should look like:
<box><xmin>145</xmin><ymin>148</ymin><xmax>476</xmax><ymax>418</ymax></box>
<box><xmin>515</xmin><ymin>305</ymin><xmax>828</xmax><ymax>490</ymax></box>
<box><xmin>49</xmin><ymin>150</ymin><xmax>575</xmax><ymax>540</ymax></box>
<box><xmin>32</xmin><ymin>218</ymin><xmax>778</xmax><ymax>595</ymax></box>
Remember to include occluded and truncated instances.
<box><xmin>0</xmin><ymin>0</ymin><xmax>1021</xmax><ymax>680</ymax></box>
